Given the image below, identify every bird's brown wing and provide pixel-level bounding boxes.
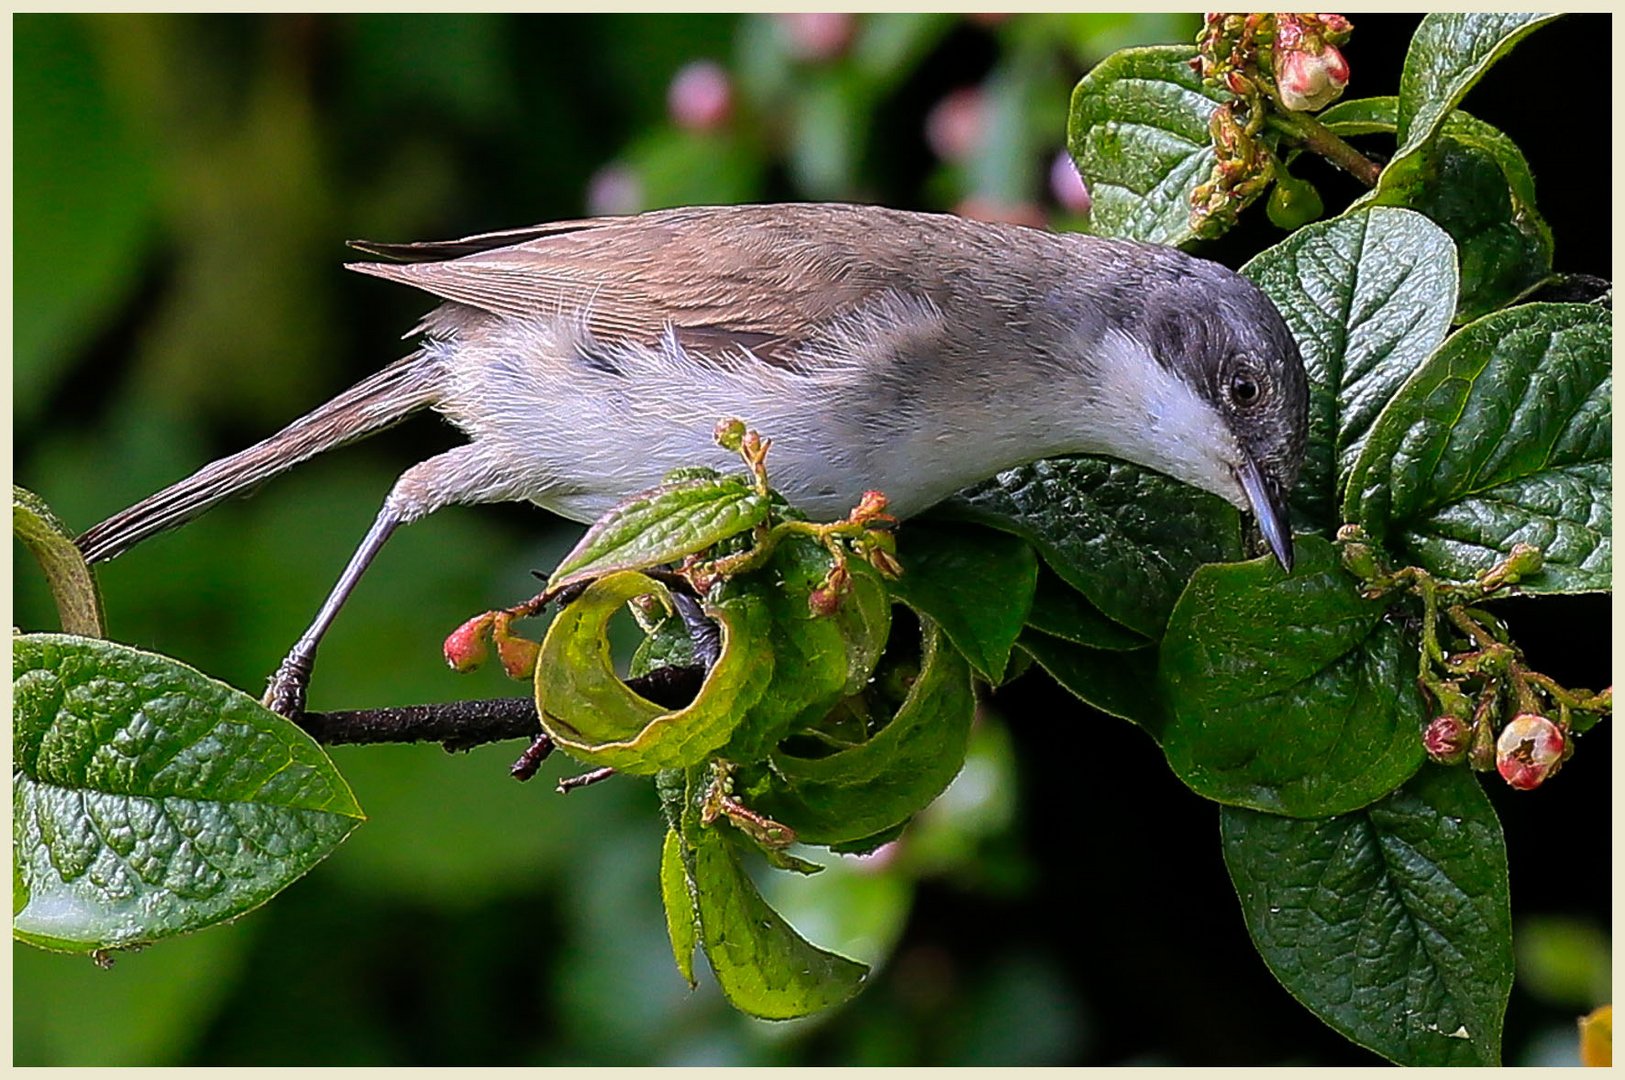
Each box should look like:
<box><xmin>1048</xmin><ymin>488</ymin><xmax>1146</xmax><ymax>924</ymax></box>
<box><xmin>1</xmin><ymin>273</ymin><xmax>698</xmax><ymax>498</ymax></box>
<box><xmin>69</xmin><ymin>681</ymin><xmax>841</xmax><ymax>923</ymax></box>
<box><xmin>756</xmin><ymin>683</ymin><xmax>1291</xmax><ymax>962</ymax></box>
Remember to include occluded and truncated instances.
<box><xmin>346</xmin><ymin>204</ymin><xmax>972</xmax><ymax>363</ymax></box>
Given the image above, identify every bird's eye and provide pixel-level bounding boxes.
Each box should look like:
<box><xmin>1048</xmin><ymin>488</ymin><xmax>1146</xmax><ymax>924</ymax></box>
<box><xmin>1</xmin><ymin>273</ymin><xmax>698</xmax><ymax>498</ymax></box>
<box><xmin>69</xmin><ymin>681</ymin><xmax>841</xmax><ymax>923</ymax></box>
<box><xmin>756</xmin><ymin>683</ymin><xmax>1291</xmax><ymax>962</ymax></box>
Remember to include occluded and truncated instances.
<box><xmin>1230</xmin><ymin>371</ymin><xmax>1261</xmax><ymax>406</ymax></box>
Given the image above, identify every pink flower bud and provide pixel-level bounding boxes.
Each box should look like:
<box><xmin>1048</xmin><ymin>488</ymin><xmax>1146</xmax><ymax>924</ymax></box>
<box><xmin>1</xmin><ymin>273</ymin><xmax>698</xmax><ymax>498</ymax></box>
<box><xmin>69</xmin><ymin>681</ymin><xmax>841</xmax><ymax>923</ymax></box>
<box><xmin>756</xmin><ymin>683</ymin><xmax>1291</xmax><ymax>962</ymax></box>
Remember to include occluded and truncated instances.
<box><xmin>777</xmin><ymin>12</ymin><xmax>854</xmax><ymax>61</ymax></box>
<box><xmin>1049</xmin><ymin>151</ymin><xmax>1092</xmax><ymax>214</ymax></box>
<box><xmin>1496</xmin><ymin>713</ymin><xmax>1566</xmax><ymax>791</ymax></box>
<box><xmin>1275</xmin><ymin>41</ymin><xmax>1349</xmax><ymax>112</ymax></box>
<box><xmin>1422</xmin><ymin>715</ymin><xmax>1470</xmax><ymax>765</ymax></box>
<box><xmin>444</xmin><ymin>612</ymin><xmax>495</xmax><ymax>672</ymax></box>
<box><xmin>668</xmin><ymin>60</ymin><xmax>732</xmax><ymax>131</ymax></box>
<box><xmin>926</xmin><ymin>87</ymin><xmax>986</xmax><ymax>163</ymax></box>
<box><xmin>496</xmin><ymin>632</ymin><xmax>541</xmax><ymax>681</ymax></box>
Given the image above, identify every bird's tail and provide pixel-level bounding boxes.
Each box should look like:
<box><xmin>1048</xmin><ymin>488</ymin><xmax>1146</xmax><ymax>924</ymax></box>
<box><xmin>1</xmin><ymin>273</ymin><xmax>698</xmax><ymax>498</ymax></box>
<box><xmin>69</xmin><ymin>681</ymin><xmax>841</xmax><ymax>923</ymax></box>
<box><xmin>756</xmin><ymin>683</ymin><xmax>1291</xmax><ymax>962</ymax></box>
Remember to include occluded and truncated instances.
<box><xmin>77</xmin><ymin>352</ymin><xmax>442</xmax><ymax>564</ymax></box>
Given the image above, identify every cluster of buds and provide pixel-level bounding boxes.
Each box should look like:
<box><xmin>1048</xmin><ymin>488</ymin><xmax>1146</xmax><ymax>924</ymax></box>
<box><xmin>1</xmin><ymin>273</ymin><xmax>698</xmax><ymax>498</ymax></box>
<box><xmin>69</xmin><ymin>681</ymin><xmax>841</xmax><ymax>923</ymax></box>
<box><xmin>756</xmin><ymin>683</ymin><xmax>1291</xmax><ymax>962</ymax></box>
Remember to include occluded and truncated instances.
<box><xmin>443</xmin><ymin>609</ymin><xmax>541</xmax><ymax>680</ymax></box>
<box><xmin>1190</xmin><ymin>101</ymin><xmax>1275</xmax><ymax>239</ymax></box>
<box><xmin>714</xmin><ymin>417</ymin><xmax>773</xmax><ymax>496</ymax></box>
<box><xmin>1273</xmin><ymin>13</ymin><xmax>1353</xmax><ymax>112</ymax></box>
<box><xmin>1336</xmin><ymin>525</ymin><xmax>1607</xmax><ymax>792</ymax></box>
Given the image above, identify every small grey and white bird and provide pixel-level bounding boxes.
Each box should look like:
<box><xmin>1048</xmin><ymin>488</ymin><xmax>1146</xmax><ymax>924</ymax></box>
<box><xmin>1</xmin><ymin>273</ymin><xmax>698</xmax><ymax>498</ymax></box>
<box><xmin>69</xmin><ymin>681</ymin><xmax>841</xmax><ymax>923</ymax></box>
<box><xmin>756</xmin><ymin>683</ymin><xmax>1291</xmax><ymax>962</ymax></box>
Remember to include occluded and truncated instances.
<box><xmin>76</xmin><ymin>202</ymin><xmax>1308</xmax><ymax>715</ymax></box>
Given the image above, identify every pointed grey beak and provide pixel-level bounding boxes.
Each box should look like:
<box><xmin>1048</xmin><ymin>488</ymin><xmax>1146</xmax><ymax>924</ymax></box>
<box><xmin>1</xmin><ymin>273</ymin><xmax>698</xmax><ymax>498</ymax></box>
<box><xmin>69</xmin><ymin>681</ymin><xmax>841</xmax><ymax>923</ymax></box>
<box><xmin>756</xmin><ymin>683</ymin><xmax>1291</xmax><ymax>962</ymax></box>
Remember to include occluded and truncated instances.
<box><xmin>1235</xmin><ymin>454</ymin><xmax>1294</xmax><ymax>572</ymax></box>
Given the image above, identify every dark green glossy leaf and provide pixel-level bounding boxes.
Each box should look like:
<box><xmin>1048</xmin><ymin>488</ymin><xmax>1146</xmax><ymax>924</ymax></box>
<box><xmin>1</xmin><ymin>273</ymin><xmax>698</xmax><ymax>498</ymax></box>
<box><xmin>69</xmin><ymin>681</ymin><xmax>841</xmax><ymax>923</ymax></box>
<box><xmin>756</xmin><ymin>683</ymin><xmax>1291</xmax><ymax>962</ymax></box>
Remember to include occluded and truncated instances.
<box><xmin>547</xmin><ymin>475</ymin><xmax>768</xmax><ymax>591</ymax></box>
<box><xmin>660</xmin><ymin>828</ymin><xmax>698</xmax><ymax>989</ymax></box>
<box><xmin>1024</xmin><ymin>566</ymin><xmax>1149</xmax><ymax>651</ymax></box>
<box><xmin>534</xmin><ymin>571</ymin><xmax>774</xmax><ymax>773</ymax></box>
<box><xmin>1345</xmin><ymin>303</ymin><xmax>1611</xmax><ymax>592</ymax></box>
<box><xmin>1394</xmin><ymin>14</ymin><xmax>1561</xmax><ymax>163</ymax></box>
<box><xmin>13</xmin><ymin>486</ymin><xmax>105</xmax><ymax>638</ymax></box>
<box><xmin>1323</xmin><ymin>99</ymin><xmax>1552</xmax><ymax>322</ymax></box>
<box><xmin>720</xmin><ymin>537</ymin><xmax>891</xmax><ymax>762</ymax></box>
<box><xmin>13</xmin><ymin>634</ymin><xmax>363</xmax><ymax>953</ymax></box>
<box><xmin>1018</xmin><ymin>632</ymin><xmax>1164</xmax><ymax>737</ymax></box>
<box><xmin>887</xmin><ymin>523</ymin><xmax>1037</xmax><ymax>682</ymax></box>
<box><xmin>1066</xmin><ymin>45</ymin><xmax>1229</xmax><ymax>244</ymax></box>
<box><xmin>683</xmin><ymin>822</ymin><xmax>868</xmax><ymax>1019</ymax></box>
<box><xmin>1222</xmin><ymin>766</ymin><xmax>1512</xmax><ymax>1066</ymax></box>
<box><xmin>1242</xmin><ymin>208</ymin><xmax>1457</xmax><ymax>533</ymax></box>
<box><xmin>940</xmin><ymin>457</ymin><xmax>1241</xmax><ymax>639</ymax></box>
<box><xmin>1159</xmin><ymin>537</ymin><xmax>1426</xmax><ymax>816</ymax></box>
<box><xmin>750</xmin><ymin>618</ymin><xmax>975</xmax><ymax>846</ymax></box>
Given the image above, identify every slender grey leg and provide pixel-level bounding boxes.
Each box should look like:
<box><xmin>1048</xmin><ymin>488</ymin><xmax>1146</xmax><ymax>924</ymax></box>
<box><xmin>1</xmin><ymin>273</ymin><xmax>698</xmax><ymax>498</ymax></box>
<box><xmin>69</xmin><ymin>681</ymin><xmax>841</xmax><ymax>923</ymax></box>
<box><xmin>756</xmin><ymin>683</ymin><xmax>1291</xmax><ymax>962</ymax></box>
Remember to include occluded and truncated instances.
<box><xmin>264</xmin><ymin>509</ymin><xmax>401</xmax><ymax>716</ymax></box>
<box><xmin>261</xmin><ymin>443</ymin><xmax>519</xmax><ymax>717</ymax></box>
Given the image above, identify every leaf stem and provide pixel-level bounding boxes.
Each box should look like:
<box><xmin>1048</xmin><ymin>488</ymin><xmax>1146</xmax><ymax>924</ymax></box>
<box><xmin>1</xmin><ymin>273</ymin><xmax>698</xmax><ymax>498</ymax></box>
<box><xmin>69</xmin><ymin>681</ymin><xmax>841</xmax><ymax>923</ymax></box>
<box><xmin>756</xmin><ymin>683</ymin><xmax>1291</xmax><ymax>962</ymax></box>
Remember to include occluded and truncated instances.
<box><xmin>1266</xmin><ymin>109</ymin><xmax>1381</xmax><ymax>187</ymax></box>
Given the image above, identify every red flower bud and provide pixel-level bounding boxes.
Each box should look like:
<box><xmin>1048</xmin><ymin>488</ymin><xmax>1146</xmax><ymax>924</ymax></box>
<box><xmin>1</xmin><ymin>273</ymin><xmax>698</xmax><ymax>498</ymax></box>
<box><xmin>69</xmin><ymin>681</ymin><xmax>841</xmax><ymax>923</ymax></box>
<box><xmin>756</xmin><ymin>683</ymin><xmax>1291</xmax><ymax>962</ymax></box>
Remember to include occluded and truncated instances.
<box><xmin>496</xmin><ymin>632</ymin><xmax>541</xmax><ymax>681</ymax></box>
<box><xmin>668</xmin><ymin>60</ymin><xmax>732</xmax><ymax>132</ymax></box>
<box><xmin>1496</xmin><ymin>713</ymin><xmax>1566</xmax><ymax>790</ymax></box>
<box><xmin>1422</xmin><ymin>715</ymin><xmax>1470</xmax><ymax>765</ymax></box>
<box><xmin>1276</xmin><ymin>40</ymin><xmax>1349</xmax><ymax>112</ymax></box>
<box><xmin>444</xmin><ymin>612</ymin><xmax>495</xmax><ymax>672</ymax></box>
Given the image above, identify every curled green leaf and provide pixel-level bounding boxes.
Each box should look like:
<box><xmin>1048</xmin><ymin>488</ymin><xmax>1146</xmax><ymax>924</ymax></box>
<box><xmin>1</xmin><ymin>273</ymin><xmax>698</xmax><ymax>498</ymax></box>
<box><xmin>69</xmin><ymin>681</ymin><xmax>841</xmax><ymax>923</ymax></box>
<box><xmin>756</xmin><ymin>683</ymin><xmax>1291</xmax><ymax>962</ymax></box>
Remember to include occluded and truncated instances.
<box><xmin>13</xmin><ymin>634</ymin><xmax>363</xmax><ymax>953</ymax></box>
<box><xmin>746</xmin><ymin>615</ymin><xmax>975</xmax><ymax>846</ymax></box>
<box><xmin>534</xmin><ymin>571</ymin><xmax>774</xmax><ymax>773</ymax></box>
<box><xmin>13</xmin><ymin>486</ymin><xmax>105</xmax><ymax>638</ymax></box>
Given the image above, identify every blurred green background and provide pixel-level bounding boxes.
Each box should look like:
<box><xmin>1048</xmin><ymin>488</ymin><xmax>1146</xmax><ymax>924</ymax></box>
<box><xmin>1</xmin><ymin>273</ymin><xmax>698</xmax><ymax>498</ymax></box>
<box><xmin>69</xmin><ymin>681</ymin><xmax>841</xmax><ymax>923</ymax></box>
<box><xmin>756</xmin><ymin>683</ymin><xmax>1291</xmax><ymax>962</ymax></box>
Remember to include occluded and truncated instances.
<box><xmin>13</xmin><ymin>13</ymin><xmax>1611</xmax><ymax>1065</ymax></box>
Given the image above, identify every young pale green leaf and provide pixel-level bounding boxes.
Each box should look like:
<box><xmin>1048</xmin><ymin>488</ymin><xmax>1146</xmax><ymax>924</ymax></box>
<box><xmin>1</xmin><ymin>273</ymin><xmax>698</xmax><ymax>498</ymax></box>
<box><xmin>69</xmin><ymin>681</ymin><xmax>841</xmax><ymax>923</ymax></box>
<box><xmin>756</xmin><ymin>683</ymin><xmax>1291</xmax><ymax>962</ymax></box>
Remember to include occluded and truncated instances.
<box><xmin>547</xmin><ymin>475</ymin><xmax>768</xmax><ymax>591</ymax></box>
<box><xmin>13</xmin><ymin>634</ymin><xmax>363</xmax><ymax>953</ymax></box>
<box><xmin>1395</xmin><ymin>14</ymin><xmax>1561</xmax><ymax>164</ymax></box>
<box><xmin>660</xmin><ymin>828</ymin><xmax>698</xmax><ymax>989</ymax></box>
<box><xmin>719</xmin><ymin>536</ymin><xmax>891</xmax><ymax>762</ymax></box>
<box><xmin>685</xmin><ymin>823</ymin><xmax>868</xmax><ymax>1019</ymax></box>
<box><xmin>1159</xmin><ymin>537</ymin><xmax>1426</xmax><ymax>816</ymax></box>
<box><xmin>940</xmin><ymin>457</ymin><xmax>1241</xmax><ymax>639</ymax></box>
<box><xmin>1024</xmin><ymin>565</ymin><xmax>1149</xmax><ymax>651</ymax></box>
<box><xmin>1323</xmin><ymin>99</ymin><xmax>1552</xmax><ymax>323</ymax></box>
<box><xmin>1066</xmin><ymin>45</ymin><xmax>1229</xmax><ymax>244</ymax></box>
<box><xmin>1241</xmin><ymin>208</ymin><xmax>1457</xmax><ymax>533</ymax></box>
<box><xmin>534</xmin><ymin>571</ymin><xmax>774</xmax><ymax>773</ymax></box>
<box><xmin>1221</xmin><ymin>766</ymin><xmax>1512</xmax><ymax>1066</ymax></box>
<box><xmin>13</xmin><ymin>486</ymin><xmax>105</xmax><ymax>638</ymax></box>
<box><xmin>1346</xmin><ymin>303</ymin><xmax>1611</xmax><ymax>592</ymax></box>
<box><xmin>748</xmin><ymin>617</ymin><xmax>975</xmax><ymax>846</ymax></box>
<box><xmin>1017</xmin><ymin>632</ymin><xmax>1164</xmax><ymax>738</ymax></box>
<box><xmin>886</xmin><ymin>523</ymin><xmax>1038</xmax><ymax>682</ymax></box>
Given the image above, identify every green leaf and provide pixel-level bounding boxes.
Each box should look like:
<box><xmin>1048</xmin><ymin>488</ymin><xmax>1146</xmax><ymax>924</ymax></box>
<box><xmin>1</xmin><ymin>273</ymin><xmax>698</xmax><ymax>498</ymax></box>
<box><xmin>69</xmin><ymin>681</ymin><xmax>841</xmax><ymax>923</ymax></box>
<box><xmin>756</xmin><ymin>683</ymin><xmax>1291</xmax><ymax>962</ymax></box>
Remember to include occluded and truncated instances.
<box><xmin>1222</xmin><ymin>766</ymin><xmax>1512</xmax><ymax>1066</ymax></box>
<box><xmin>1159</xmin><ymin>537</ymin><xmax>1426</xmax><ymax>816</ymax></box>
<box><xmin>887</xmin><ymin>523</ymin><xmax>1038</xmax><ymax>682</ymax></box>
<box><xmin>534</xmin><ymin>571</ymin><xmax>774</xmax><ymax>773</ymax></box>
<box><xmin>1018</xmin><ymin>632</ymin><xmax>1164</xmax><ymax>737</ymax></box>
<box><xmin>1345</xmin><ymin>303</ymin><xmax>1611</xmax><ymax>592</ymax></box>
<box><xmin>13</xmin><ymin>634</ymin><xmax>363</xmax><ymax>953</ymax></box>
<box><xmin>13</xmin><ymin>486</ymin><xmax>106</xmax><ymax>638</ymax></box>
<box><xmin>660</xmin><ymin>828</ymin><xmax>698</xmax><ymax>989</ymax></box>
<box><xmin>1066</xmin><ymin>45</ymin><xmax>1229</xmax><ymax>244</ymax></box>
<box><xmin>547</xmin><ymin>475</ymin><xmax>769</xmax><ymax>591</ymax></box>
<box><xmin>749</xmin><ymin>617</ymin><xmax>976</xmax><ymax>846</ymax></box>
<box><xmin>719</xmin><ymin>536</ymin><xmax>891</xmax><ymax>762</ymax></box>
<box><xmin>940</xmin><ymin>457</ymin><xmax>1241</xmax><ymax>639</ymax></box>
<box><xmin>684</xmin><ymin>822</ymin><xmax>868</xmax><ymax>1019</ymax></box>
<box><xmin>1323</xmin><ymin>99</ymin><xmax>1553</xmax><ymax>322</ymax></box>
<box><xmin>1395</xmin><ymin>14</ymin><xmax>1561</xmax><ymax>161</ymax></box>
<box><xmin>1024</xmin><ymin>566</ymin><xmax>1149</xmax><ymax>651</ymax></box>
<box><xmin>1241</xmin><ymin>208</ymin><xmax>1458</xmax><ymax>533</ymax></box>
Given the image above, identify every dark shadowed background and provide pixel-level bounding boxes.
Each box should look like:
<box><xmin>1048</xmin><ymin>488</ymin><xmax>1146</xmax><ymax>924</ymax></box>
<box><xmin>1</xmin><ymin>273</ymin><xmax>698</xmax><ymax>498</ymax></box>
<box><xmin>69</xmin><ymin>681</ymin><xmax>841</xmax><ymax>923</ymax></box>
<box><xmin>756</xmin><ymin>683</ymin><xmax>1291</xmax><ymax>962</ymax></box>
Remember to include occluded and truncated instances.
<box><xmin>12</xmin><ymin>12</ymin><xmax>1611</xmax><ymax>1066</ymax></box>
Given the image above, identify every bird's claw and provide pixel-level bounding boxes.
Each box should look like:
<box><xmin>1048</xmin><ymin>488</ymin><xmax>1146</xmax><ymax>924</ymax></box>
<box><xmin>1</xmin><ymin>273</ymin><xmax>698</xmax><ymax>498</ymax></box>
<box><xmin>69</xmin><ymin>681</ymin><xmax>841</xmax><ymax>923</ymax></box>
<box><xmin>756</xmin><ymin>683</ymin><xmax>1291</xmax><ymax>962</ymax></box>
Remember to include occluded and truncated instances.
<box><xmin>263</xmin><ymin>654</ymin><xmax>312</xmax><ymax>718</ymax></box>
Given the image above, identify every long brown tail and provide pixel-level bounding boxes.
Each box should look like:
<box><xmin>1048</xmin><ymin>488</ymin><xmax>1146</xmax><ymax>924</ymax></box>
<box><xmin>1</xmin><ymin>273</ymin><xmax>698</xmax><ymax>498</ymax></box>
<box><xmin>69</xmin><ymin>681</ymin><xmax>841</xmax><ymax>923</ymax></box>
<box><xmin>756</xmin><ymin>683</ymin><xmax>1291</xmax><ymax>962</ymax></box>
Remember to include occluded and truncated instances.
<box><xmin>77</xmin><ymin>352</ymin><xmax>442</xmax><ymax>564</ymax></box>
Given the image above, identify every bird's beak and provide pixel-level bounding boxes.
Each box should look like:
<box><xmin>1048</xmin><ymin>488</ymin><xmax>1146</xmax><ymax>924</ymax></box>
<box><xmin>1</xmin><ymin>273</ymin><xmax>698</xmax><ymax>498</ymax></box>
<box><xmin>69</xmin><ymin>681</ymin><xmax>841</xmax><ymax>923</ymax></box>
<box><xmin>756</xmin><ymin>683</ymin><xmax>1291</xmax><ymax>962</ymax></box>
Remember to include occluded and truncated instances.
<box><xmin>1235</xmin><ymin>454</ymin><xmax>1295</xmax><ymax>572</ymax></box>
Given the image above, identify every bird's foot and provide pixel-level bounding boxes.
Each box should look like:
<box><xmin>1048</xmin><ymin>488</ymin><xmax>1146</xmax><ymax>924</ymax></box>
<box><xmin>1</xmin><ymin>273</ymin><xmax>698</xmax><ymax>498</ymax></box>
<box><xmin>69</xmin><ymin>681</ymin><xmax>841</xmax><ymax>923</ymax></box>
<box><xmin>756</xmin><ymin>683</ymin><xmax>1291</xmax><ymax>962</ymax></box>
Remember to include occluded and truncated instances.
<box><xmin>263</xmin><ymin>654</ymin><xmax>312</xmax><ymax>718</ymax></box>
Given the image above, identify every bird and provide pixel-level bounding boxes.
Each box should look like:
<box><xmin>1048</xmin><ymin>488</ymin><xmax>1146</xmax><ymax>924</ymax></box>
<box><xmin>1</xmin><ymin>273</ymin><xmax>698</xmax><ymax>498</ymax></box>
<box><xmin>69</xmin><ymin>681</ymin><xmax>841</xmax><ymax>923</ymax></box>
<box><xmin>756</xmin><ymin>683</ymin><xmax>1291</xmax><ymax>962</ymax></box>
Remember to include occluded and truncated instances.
<box><xmin>75</xmin><ymin>202</ymin><xmax>1309</xmax><ymax>716</ymax></box>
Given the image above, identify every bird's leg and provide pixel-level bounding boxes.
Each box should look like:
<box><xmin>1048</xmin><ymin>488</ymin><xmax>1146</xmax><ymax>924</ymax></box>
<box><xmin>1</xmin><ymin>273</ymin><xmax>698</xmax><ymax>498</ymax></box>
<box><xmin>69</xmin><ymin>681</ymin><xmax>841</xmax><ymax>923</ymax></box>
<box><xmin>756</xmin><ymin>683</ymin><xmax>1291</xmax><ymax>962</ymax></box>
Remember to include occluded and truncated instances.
<box><xmin>263</xmin><ymin>443</ymin><xmax>513</xmax><ymax>717</ymax></box>
<box><xmin>264</xmin><ymin>510</ymin><xmax>400</xmax><ymax>717</ymax></box>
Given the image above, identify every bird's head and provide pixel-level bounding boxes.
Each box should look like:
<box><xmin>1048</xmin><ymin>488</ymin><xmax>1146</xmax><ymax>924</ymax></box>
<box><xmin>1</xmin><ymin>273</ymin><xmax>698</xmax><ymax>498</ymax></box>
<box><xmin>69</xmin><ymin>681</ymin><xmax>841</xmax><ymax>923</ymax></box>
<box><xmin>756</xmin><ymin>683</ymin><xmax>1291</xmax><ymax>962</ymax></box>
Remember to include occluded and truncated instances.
<box><xmin>1072</xmin><ymin>256</ymin><xmax>1308</xmax><ymax>570</ymax></box>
